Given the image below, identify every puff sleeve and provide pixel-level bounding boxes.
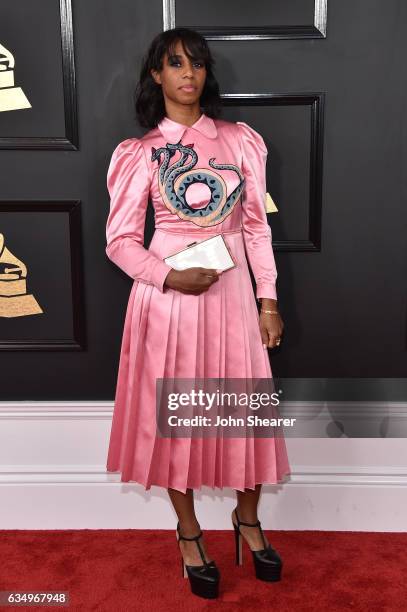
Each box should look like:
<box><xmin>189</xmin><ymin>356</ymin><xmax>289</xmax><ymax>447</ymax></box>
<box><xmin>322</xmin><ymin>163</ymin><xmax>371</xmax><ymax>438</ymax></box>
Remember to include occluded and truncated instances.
<box><xmin>237</xmin><ymin>121</ymin><xmax>278</xmax><ymax>301</ymax></box>
<box><xmin>105</xmin><ymin>138</ymin><xmax>173</xmax><ymax>292</ymax></box>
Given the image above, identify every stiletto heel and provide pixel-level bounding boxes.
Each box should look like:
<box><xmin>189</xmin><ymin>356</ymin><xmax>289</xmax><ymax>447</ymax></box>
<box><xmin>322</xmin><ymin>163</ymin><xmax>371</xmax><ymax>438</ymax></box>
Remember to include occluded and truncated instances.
<box><xmin>176</xmin><ymin>522</ymin><xmax>220</xmax><ymax>599</ymax></box>
<box><xmin>181</xmin><ymin>555</ymin><xmax>188</xmax><ymax>578</ymax></box>
<box><xmin>232</xmin><ymin>507</ymin><xmax>282</xmax><ymax>582</ymax></box>
<box><xmin>233</xmin><ymin>521</ymin><xmax>243</xmax><ymax>565</ymax></box>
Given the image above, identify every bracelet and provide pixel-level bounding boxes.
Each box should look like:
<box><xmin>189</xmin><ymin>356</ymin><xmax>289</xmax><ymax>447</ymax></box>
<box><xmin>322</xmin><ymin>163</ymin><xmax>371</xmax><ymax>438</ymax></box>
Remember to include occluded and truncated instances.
<box><xmin>260</xmin><ymin>309</ymin><xmax>279</xmax><ymax>315</ymax></box>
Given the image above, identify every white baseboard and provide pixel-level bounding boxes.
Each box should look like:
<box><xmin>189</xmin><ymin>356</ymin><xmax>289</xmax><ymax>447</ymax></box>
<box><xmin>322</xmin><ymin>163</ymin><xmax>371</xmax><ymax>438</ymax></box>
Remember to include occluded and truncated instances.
<box><xmin>0</xmin><ymin>401</ymin><xmax>406</xmax><ymax>531</ymax></box>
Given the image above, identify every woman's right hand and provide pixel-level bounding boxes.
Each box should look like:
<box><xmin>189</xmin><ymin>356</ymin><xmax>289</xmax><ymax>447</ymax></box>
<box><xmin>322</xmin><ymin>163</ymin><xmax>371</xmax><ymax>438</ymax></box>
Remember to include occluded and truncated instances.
<box><xmin>164</xmin><ymin>267</ymin><xmax>221</xmax><ymax>295</ymax></box>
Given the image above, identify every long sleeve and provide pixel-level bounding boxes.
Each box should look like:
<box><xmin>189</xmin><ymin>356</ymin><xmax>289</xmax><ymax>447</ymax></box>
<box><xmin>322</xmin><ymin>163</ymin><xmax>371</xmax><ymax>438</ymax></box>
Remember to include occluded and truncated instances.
<box><xmin>105</xmin><ymin>138</ymin><xmax>173</xmax><ymax>292</ymax></box>
<box><xmin>237</xmin><ymin>121</ymin><xmax>278</xmax><ymax>301</ymax></box>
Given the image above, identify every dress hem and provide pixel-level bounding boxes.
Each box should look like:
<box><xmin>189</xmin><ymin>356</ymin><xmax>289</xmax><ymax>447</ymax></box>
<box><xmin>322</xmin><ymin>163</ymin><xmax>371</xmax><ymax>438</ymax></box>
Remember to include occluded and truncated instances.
<box><xmin>106</xmin><ymin>468</ymin><xmax>291</xmax><ymax>495</ymax></box>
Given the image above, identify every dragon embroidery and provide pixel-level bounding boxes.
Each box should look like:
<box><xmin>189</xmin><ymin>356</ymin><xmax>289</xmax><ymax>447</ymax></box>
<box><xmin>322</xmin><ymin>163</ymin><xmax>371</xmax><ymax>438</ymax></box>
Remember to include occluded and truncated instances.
<box><xmin>151</xmin><ymin>141</ymin><xmax>245</xmax><ymax>227</ymax></box>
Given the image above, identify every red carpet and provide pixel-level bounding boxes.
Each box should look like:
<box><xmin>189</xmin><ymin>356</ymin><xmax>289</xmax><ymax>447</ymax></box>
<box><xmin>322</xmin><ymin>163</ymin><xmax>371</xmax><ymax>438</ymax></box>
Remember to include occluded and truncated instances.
<box><xmin>1</xmin><ymin>529</ymin><xmax>406</xmax><ymax>611</ymax></box>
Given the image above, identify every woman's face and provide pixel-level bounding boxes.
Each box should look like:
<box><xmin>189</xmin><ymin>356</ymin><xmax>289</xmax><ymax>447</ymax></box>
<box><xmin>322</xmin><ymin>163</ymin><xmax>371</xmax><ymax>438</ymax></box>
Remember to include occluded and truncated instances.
<box><xmin>151</xmin><ymin>39</ymin><xmax>207</xmax><ymax>108</ymax></box>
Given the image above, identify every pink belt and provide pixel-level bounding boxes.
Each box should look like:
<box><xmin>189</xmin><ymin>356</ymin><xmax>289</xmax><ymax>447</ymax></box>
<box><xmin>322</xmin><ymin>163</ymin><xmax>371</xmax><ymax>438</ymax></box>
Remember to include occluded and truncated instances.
<box><xmin>155</xmin><ymin>226</ymin><xmax>243</xmax><ymax>236</ymax></box>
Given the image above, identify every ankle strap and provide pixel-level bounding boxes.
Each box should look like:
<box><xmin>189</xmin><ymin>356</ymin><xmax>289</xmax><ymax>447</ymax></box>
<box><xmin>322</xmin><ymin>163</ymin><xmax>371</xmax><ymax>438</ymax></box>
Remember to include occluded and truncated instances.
<box><xmin>234</xmin><ymin>507</ymin><xmax>260</xmax><ymax>528</ymax></box>
<box><xmin>233</xmin><ymin>508</ymin><xmax>267</xmax><ymax>550</ymax></box>
<box><xmin>176</xmin><ymin>522</ymin><xmax>203</xmax><ymax>542</ymax></box>
<box><xmin>176</xmin><ymin>522</ymin><xmax>208</xmax><ymax>566</ymax></box>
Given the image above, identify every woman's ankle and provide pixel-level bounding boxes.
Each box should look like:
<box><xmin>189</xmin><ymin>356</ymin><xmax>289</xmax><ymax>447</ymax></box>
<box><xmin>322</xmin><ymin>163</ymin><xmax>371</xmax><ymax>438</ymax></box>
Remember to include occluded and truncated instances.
<box><xmin>178</xmin><ymin>518</ymin><xmax>201</xmax><ymax>537</ymax></box>
<box><xmin>235</xmin><ymin>505</ymin><xmax>258</xmax><ymax>524</ymax></box>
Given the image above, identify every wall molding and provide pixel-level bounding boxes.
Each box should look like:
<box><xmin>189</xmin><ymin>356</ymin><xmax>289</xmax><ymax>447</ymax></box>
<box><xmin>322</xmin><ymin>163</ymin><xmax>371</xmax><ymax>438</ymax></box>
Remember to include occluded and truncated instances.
<box><xmin>162</xmin><ymin>0</ymin><xmax>328</xmax><ymax>39</ymax></box>
<box><xmin>1</xmin><ymin>464</ymin><xmax>407</xmax><ymax>486</ymax></box>
<box><xmin>1</xmin><ymin>399</ymin><xmax>405</xmax><ymax>433</ymax></box>
<box><xmin>221</xmin><ymin>92</ymin><xmax>325</xmax><ymax>252</ymax></box>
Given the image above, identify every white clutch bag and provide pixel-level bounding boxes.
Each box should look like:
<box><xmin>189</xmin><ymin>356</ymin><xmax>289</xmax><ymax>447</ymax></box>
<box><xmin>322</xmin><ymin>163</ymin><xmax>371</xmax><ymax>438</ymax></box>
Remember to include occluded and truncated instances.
<box><xmin>163</xmin><ymin>234</ymin><xmax>236</xmax><ymax>272</ymax></box>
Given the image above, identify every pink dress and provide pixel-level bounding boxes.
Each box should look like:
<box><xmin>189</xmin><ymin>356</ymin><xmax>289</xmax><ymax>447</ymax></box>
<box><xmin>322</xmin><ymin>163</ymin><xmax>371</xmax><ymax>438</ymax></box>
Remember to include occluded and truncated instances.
<box><xmin>105</xmin><ymin>112</ymin><xmax>291</xmax><ymax>493</ymax></box>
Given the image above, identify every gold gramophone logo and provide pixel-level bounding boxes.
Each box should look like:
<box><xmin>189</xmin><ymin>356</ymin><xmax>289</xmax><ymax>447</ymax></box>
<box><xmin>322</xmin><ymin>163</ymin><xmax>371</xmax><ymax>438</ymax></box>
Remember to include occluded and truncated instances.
<box><xmin>0</xmin><ymin>43</ymin><xmax>31</xmax><ymax>112</ymax></box>
<box><xmin>0</xmin><ymin>233</ymin><xmax>43</xmax><ymax>317</ymax></box>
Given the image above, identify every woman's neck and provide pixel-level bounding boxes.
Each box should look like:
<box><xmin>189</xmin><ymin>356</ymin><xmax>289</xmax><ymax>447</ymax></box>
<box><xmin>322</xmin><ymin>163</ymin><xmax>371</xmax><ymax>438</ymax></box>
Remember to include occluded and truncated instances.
<box><xmin>164</xmin><ymin>102</ymin><xmax>202</xmax><ymax>127</ymax></box>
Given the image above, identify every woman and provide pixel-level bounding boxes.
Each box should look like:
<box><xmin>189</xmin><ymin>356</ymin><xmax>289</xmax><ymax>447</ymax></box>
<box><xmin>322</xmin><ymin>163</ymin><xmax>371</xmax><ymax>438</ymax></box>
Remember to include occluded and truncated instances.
<box><xmin>105</xmin><ymin>27</ymin><xmax>291</xmax><ymax>599</ymax></box>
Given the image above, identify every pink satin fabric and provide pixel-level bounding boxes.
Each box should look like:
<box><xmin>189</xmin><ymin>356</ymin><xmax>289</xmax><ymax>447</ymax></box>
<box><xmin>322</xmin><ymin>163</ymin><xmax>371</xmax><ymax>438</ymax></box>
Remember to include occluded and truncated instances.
<box><xmin>105</xmin><ymin>113</ymin><xmax>291</xmax><ymax>492</ymax></box>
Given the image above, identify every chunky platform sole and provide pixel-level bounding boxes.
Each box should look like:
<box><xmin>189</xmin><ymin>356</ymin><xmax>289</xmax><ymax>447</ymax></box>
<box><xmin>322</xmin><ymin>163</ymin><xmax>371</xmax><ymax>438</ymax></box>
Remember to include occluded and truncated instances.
<box><xmin>233</xmin><ymin>507</ymin><xmax>283</xmax><ymax>583</ymax></box>
<box><xmin>176</xmin><ymin>524</ymin><xmax>220</xmax><ymax>599</ymax></box>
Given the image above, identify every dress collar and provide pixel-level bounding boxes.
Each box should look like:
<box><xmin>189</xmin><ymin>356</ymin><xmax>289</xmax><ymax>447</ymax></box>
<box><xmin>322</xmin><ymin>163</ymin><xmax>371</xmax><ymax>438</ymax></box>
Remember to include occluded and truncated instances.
<box><xmin>157</xmin><ymin>112</ymin><xmax>217</xmax><ymax>141</ymax></box>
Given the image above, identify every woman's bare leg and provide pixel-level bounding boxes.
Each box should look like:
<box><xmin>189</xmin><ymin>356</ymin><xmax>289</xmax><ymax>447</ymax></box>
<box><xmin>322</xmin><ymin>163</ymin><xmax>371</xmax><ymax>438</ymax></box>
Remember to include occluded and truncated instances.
<box><xmin>232</xmin><ymin>484</ymin><xmax>270</xmax><ymax>550</ymax></box>
<box><xmin>168</xmin><ymin>487</ymin><xmax>213</xmax><ymax>565</ymax></box>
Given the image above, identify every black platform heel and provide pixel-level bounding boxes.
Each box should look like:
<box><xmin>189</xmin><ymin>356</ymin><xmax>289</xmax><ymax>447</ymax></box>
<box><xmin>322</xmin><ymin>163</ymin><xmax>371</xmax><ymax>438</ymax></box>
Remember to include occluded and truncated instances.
<box><xmin>232</xmin><ymin>507</ymin><xmax>282</xmax><ymax>582</ymax></box>
<box><xmin>175</xmin><ymin>522</ymin><xmax>220</xmax><ymax>599</ymax></box>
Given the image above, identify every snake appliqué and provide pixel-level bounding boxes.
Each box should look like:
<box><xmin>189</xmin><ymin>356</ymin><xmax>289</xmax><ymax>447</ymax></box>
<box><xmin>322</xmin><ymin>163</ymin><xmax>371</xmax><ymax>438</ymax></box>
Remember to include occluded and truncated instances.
<box><xmin>151</xmin><ymin>140</ymin><xmax>245</xmax><ymax>227</ymax></box>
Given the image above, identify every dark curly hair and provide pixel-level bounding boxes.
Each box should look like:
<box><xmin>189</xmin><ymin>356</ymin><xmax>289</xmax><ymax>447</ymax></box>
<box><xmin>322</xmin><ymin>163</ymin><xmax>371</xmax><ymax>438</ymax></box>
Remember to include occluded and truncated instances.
<box><xmin>134</xmin><ymin>27</ymin><xmax>223</xmax><ymax>129</ymax></box>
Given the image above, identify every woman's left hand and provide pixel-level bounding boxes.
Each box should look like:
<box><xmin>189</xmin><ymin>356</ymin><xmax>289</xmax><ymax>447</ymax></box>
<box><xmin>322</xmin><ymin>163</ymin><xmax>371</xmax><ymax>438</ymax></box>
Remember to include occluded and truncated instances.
<box><xmin>259</xmin><ymin>311</ymin><xmax>284</xmax><ymax>349</ymax></box>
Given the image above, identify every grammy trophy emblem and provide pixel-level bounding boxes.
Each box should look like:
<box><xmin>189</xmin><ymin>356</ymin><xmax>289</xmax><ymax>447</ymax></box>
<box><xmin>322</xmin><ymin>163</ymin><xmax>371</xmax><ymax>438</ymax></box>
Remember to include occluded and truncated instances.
<box><xmin>0</xmin><ymin>233</ymin><xmax>43</xmax><ymax>317</ymax></box>
<box><xmin>0</xmin><ymin>43</ymin><xmax>31</xmax><ymax>112</ymax></box>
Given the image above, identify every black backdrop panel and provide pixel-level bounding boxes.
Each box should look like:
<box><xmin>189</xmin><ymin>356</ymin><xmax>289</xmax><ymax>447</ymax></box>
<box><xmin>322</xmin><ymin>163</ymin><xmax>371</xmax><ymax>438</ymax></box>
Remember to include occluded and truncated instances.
<box><xmin>0</xmin><ymin>0</ymin><xmax>405</xmax><ymax>400</ymax></box>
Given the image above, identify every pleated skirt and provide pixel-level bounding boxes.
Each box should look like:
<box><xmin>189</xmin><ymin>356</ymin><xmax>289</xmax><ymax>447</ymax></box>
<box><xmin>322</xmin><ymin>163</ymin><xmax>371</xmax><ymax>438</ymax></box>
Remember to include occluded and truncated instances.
<box><xmin>106</xmin><ymin>227</ymin><xmax>291</xmax><ymax>493</ymax></box>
